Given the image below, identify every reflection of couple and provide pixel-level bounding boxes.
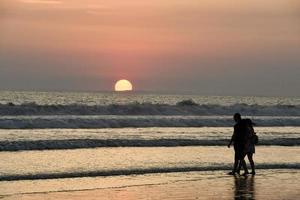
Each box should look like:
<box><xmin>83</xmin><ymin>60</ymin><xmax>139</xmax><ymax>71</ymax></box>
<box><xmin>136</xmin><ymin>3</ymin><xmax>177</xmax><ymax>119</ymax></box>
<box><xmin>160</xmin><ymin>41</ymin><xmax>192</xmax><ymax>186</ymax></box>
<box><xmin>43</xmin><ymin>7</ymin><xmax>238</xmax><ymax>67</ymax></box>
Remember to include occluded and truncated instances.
<box><xmin>234</xmin><ymin>175</ymin><xmax>255</xmax><ymax>200</ymax></box>
<box><xmin>228</xmin><ymin>113</ymin><xmax>256</xmax><ymax>175</ymax></box>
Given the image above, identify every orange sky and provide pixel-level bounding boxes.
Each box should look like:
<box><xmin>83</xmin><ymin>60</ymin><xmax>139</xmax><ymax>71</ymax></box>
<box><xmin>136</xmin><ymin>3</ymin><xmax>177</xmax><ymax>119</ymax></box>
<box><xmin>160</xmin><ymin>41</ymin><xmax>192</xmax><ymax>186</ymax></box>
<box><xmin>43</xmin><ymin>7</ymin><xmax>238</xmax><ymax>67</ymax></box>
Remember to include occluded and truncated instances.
<box><xmin>1</xmin><ymin>0</ymin><xmax>300</xmax><ymax>95</ymax></box>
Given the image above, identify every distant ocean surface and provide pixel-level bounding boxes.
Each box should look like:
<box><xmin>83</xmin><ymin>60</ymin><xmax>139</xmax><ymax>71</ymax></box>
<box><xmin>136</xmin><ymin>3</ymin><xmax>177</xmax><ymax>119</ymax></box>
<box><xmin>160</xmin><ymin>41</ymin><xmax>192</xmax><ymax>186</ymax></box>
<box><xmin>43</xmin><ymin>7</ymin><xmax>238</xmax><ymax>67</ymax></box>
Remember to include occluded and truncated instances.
<box><xmin>1</xmin><ymin>91</ymin><xmax>300</xmax><ymax>106</ymax></box>
<box><xmin>0</xmin><ymin>91</ymin><xmax>300</xmax><ymax>128</ymax></box>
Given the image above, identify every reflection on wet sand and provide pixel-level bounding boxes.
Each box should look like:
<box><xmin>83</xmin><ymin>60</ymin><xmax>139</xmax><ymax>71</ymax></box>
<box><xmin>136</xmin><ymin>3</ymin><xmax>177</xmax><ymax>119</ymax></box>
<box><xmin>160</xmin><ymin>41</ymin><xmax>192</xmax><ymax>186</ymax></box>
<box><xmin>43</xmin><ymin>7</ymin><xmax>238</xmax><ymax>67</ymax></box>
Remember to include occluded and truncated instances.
<box><xmin>234</xmin><ymin>175</ymin><xmax>255</xmax><ymax>200</ymax></box>
<box><xmin>1</xmin><ymin>170</ymin><xmax>300</xmax><ymax>200</ymax></box>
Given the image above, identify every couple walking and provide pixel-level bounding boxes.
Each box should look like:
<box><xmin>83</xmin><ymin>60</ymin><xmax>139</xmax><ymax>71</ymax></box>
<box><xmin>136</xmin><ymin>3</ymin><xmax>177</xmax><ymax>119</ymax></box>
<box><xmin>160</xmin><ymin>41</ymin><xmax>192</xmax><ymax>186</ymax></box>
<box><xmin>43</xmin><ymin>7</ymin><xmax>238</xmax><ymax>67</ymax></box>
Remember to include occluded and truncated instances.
<box><xmin>228</xmin><ymin>113</ymin><xmax>257</xmax><ymax>175</ymax></box>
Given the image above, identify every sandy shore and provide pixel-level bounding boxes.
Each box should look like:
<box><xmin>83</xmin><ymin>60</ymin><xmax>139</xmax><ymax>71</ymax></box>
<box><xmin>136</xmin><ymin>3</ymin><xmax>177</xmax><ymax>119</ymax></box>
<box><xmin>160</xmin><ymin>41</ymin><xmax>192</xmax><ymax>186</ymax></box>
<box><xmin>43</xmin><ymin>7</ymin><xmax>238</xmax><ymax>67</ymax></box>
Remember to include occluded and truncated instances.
<box><xmin>1</xmin><ymin>169</ymin><xmax>299</xmax><ymax>200</ymax></box>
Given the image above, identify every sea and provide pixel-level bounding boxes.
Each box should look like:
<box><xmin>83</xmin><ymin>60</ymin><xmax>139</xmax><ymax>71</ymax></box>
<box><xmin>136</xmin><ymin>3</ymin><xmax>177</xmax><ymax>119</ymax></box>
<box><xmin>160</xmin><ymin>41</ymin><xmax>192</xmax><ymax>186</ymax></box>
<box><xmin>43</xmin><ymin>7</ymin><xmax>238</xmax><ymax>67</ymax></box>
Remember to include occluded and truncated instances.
<box><xmin>0</xmin><ymin>91</ymin><xmax>300</xmax><ymax>198</ymax></box>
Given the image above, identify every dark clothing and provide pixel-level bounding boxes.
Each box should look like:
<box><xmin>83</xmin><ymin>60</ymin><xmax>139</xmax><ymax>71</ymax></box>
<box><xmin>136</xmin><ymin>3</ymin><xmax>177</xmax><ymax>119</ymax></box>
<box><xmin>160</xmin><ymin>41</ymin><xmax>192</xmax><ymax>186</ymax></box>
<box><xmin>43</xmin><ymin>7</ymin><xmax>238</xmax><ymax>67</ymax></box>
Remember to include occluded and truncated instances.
<box><xmin>245</xmin><ymin>123</ymin><xmax>256</xmax><ymax>154</ymax></box>
<box><xmin>246</xmin><ymin>139</ymin><xmax>255</xmax><ymax>154</ymax></box>
<box><xmin>233</xmin><ymin>120</ymin><xmax>248</xmax><ymax>145</ymax></box>
<box><xmin>234</xmin><ymin>144</ymin><xmax>245</xmax><ymax>160</ymax></box>
<box><xmin>231</xmin><ymin>120</ymin><xmax>248</xmax><ymax>159</ymax></box>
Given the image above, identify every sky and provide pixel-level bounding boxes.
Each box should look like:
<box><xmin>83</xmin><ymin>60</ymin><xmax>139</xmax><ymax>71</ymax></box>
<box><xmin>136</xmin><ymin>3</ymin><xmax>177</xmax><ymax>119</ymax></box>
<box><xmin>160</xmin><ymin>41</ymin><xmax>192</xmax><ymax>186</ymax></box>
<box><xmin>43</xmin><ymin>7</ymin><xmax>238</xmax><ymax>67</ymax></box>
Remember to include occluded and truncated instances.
<box><xmin>1</xmin><ymin>0</ymin><xmax>300</xmax><ymax>96</ymax></box>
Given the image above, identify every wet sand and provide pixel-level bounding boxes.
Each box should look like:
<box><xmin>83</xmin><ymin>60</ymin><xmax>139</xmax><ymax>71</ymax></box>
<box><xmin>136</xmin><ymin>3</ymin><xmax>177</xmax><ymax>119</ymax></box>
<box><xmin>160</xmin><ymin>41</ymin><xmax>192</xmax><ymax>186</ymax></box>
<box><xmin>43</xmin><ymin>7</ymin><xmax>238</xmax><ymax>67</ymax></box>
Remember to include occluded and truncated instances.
<box><xmin>1</xmin><ymin>170</ymin><xmax>299</xmax><ymax>200</ymax></box>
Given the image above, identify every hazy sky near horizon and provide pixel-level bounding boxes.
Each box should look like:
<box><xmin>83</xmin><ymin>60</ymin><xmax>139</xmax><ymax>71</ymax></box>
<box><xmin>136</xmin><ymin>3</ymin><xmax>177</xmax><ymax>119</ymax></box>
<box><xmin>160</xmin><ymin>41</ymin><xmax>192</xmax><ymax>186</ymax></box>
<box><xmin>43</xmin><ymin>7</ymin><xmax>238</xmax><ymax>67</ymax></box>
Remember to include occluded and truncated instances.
<box><xmin>1</xmin><ymin>0</ymin><xmax>300</xmax><ymax>96</ymax></box>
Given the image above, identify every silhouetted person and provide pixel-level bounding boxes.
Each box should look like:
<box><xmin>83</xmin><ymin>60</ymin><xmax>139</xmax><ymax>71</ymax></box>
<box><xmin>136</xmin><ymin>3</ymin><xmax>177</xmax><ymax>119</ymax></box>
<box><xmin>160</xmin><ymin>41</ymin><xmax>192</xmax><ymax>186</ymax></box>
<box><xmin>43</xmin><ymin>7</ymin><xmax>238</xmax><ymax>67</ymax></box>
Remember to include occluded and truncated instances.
<box><xmin>228</xmin><ymin>113</ymin><xmax>249</xmax><ymax>175</ymax></box>
<box><xmin>238</xmin><ymin>119</ymin><xmax>256</xmax><ymax>175</ymax></box>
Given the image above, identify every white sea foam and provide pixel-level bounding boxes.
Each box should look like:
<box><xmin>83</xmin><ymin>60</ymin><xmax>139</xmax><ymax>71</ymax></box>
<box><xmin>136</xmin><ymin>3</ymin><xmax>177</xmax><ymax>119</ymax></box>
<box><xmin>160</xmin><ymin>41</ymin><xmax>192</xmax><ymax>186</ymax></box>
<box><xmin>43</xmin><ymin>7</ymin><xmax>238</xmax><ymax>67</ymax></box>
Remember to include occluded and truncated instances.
<box><xmin>1</xmin><ymin>127</ymin><xmax>299</xmax><ymax>150</ymax></box>
<box><xmin>1</xmin><ymin>138</ymin><xmax>299</xmax><ymax>151</ymax></box>
<box><xmin>1</xmin><ymin>101</ymin><xmax>300</xmax><ymax>128</ymax></box>
<box><xmin>1</xmin><ymin>102</ymin><xmax>300</xmax><ymax>116</ymax></box>
<box><xmin>0</xmin><ymin>115</ymin><xmax>299</xmax><ymax>129</ymax></box>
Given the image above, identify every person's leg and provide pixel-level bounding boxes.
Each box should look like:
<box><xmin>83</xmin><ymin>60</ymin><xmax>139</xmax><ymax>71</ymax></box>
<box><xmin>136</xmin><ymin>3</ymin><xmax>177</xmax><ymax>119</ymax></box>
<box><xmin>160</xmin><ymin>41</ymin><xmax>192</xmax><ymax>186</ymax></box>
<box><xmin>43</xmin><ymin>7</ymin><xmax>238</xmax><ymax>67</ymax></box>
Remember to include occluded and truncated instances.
<box><xmin>237</xmin><ymin>159</ymin><xmax>249</xmax><ymax>175</ymax></box>
<box><xmin>237</xmin><ymin>159</ymin><xmax>242</xmax><ymax>174</ymax></box>
<box><xmin>232</xmin><ymin>160</ymin><xmax>239</xmax><ymax>175</ymax></box>
<box><xmin>229</xmin><ymin>152</ymin><xmax>240</xmax><ymax>175</ymax></box>
<box><xmin>237</xmin><ymin>152</ymin><xmax>248</xmax><ymax>175</ymax></box>
<box><xmin>247</xmin><ymin>153</ymin><xmax>255</xmax><ymax>175</ymax></box>
<box><xmin>241</xmin><ymin>159</ymin><xmax>249</xmax><ymax>175</ymax></box>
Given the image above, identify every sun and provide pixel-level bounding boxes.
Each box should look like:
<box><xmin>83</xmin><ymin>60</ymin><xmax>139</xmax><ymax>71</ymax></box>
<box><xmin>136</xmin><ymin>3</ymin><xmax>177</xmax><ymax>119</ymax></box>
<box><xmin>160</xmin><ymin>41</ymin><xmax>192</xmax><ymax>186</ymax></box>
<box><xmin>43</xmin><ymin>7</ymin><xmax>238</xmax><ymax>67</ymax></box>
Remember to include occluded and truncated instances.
<box><xmin>114</xmin><ymin>79</ymin><xmax>133</xmax><ymax>92</ymax></box>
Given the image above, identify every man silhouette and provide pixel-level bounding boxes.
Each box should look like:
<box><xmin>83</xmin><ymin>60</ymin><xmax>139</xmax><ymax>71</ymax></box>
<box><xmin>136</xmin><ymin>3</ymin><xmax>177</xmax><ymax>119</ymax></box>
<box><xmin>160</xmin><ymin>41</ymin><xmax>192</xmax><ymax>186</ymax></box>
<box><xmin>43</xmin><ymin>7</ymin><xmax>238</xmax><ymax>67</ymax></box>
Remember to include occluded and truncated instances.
<box><xmin>228</xmin><ymin>113</ymin><xmax>249</xmax><ymax>175</ymax></box>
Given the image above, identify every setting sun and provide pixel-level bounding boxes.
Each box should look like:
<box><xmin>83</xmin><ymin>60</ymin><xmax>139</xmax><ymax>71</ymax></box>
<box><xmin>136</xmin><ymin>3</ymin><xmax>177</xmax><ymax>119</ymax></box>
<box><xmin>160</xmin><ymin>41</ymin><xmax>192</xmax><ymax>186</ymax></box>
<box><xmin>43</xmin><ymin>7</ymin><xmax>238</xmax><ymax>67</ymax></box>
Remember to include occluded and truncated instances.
<box><xmin>114</xmin><ymin>79</ymin><xmax>133</xmax><ymax>92</ymax></box>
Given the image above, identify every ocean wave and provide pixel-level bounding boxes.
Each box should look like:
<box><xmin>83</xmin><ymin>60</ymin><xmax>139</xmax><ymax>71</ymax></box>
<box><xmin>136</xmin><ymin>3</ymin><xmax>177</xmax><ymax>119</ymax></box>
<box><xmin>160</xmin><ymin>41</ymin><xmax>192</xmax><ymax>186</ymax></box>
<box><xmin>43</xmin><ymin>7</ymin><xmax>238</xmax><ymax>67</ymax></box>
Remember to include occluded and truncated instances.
<box><xmin>1</xmin><ymin>102</ymin><xmax>300</xmax><ymax>116</ymax></box>
<box><xmin>1</xmin><ymin>138</ymin><xmax>299</xmax><ymax>151</ymax></box>
<box><xmin>0</xmin><ymin>115</ymin><xmax>300</xmax><ymax>129</ymax></box>
<box><xmin>1</xmin><ymin>163</ymin><xmax>299</xmax><ymax>181</ymax></box>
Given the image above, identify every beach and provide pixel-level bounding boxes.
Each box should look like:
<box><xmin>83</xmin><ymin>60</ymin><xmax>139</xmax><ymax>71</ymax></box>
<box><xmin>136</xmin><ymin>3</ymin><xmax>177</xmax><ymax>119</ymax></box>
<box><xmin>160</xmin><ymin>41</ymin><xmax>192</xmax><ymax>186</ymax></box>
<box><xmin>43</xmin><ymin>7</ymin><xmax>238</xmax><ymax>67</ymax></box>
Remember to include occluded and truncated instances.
<box><xmin>1</xmin><ymin>170</ymin><xmax>299</xmax><ymax>200</ymax></box>
<box><xmin>0</xmin><ymin>145</ymin><xmax>299</xmax><ymax>199</ymax></box>
<box><xmin>0</xmin><ymin>92</ymin><xmax>299</xmax><ymax>199</ymax></box>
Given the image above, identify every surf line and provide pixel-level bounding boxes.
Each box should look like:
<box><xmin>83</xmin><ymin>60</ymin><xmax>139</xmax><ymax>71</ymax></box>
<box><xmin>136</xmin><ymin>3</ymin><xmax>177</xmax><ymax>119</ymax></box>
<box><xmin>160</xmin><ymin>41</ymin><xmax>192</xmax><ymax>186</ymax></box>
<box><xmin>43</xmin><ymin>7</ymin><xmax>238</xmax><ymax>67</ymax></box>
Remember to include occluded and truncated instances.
<box><xmin>1</xmin><ymin>164</ymin><xmax>299</xmax><ymax>181</ymax></box>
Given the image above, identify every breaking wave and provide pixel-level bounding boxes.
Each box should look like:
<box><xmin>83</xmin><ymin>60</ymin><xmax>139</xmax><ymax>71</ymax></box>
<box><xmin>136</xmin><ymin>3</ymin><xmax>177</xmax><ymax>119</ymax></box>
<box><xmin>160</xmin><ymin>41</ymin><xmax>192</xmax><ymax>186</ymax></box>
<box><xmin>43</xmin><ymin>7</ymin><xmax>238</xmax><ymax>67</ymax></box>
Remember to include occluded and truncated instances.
<box><xmin>1</xmin><ymin>101</ymin><xmax>300</xmax><ymax>128</ymax></box>
<box><xmin>0</xmin><ymin>115</ymin><xmax>300</xmax><ymax>129</ymax></box>
<box><xmin>1</xmin><ymin>138</ymin><xmax>299</xmax><ymax>151</ymax></box>
<box><xmin>1</xmin><ymin>102</ymin><xmax>300</xmax><ymax>116</ymax></box>
<box><xmin>1</xmin><ymin>163</ymin><xmax>299</xmax><ymax>181</ymax></box>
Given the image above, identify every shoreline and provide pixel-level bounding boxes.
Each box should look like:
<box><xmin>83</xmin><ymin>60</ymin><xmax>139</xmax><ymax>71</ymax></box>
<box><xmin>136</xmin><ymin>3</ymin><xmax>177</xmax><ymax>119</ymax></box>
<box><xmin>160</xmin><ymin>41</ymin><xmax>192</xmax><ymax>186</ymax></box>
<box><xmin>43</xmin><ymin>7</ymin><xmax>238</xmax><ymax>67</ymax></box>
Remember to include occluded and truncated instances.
<box><xmin>1</xmin><ymin>169</ymin><xmax>299</xmax><ymax>200</ymax></box>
